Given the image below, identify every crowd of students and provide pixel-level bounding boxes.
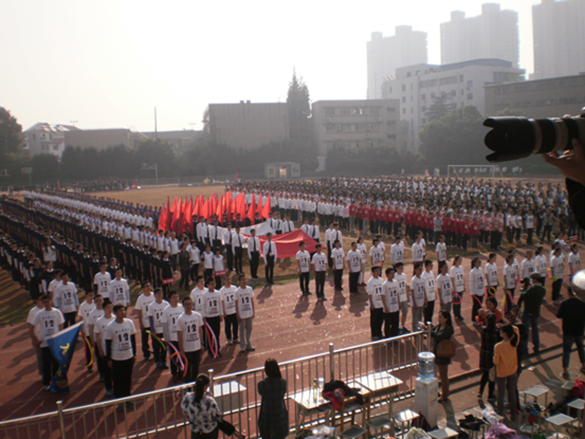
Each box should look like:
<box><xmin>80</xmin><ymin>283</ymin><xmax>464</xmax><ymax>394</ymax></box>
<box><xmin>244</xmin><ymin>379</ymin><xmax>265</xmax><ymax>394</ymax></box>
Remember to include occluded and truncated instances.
<box><xmin>2</xmin><ymin>176</ymin><xmax>584</xmax><ymax>416</ymax></box>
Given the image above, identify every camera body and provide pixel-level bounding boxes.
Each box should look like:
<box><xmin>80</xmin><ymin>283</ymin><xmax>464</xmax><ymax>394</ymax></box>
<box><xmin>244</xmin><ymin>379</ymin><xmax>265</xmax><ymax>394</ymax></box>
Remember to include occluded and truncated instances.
<box><xmin>483</xmin><ymin>109</ymin><xmax>585</xmax><ymax>162</ymax></box>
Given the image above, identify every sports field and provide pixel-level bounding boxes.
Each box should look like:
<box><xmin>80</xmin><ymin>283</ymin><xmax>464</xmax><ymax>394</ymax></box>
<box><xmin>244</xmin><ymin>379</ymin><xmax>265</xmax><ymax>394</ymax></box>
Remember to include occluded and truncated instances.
<box><xmin>93</xmin><ymin>184</ymin><xmax>226</xmax><ymax>208</ymax></box>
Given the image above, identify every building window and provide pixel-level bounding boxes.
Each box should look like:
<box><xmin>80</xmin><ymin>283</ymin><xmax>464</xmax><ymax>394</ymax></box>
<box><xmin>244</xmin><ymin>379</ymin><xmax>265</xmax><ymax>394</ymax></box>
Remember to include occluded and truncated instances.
<box><xmin>461</xmin><ymin>89</ymin><xmax>464</xmax><ymax>95</ymax></box>
<box><xmin>325</xmin><ymin>107</ymin><xmax>335</xmax><ymax>116</ymax></box>
<box><xmin>32</xmin><ymin>134</ymin><xmax>36</xmax><ymax>140</ymax></box>
<box><xmin>340</xmin><ymin>108</ymin><xmax>350</xmax><ymax>115</ymax></box>
<box><xmin>467</xmin><ymin>80</ymin><xmax>473</xmax><ymax>88</ymax></box>
<box><xmin>369</xmin><ymin>107</ymin><xmax>380</xmax><ymax>115</ymax></box>
<box><xmin>459</xmin><ymin>74</ymin><xmax>464</xmax><ymax>83</ymax></box>
<box><xmin>402</xmin><ymin>108</ymin><xmax>406</xmax><ymax>114</ymax></box>
<box><xmin>431</xmin><ymin>92</ymin><xmax>436</xmax><ymax>99</ymax></box>
<box><xmin>421</xmin><ymin>94</ymin><xmax>426</xmax><ymax>101</ymax></box>
<box><xmin>388</xmin><ymin>86</ymin><xmax>392</xmax><ymax>93</ymax></box>
<box><xmin>52</xmin><ymin>144</ymin><xmax>59</xmax><ymax>151</ymax></box>
<box><xmin>422</xmin><ymin>118</ymin><xmax>427</xmax><ymax>124</ymax></box>
<box><xmin>387</xmin><ymin>134</ymin><xmax>397</xmax><ymax>139</ymax></box>
<box><xmin>402</xmin><ymin>97</ymin><xmax>406</xmax><ymax>103</ymax></box>
<box><xmin>386</xmin><ymin>120</ymin><xmax>396</xmax><ymax>126</ymax></box>
<box><xmin>386</xmin><ymin>107</ymin><xmax>395</xmax><ymax>112</ymax></box>
<box><xmin>467</xmin><ymin>93</ymin><xmax>473</xmax><ymax>100</ymax></box>
<box><xmin>401</xmin><ymin>84</ymin><xmax>406</xmax><ymax>92</ymax></box>
<box><xmin>422</xmin><ymin>106</ymin><xmax>427</xmax><ymax>112</ymax></box>
<box><xmin>326</xmin><ymin>125</ymin><xmax>336</xmax><ymax>132</ymax></box>
<box><xmin>410</xmin><ymin>83</ymin><xmax>413</xmax><ymax>90</ymax></box>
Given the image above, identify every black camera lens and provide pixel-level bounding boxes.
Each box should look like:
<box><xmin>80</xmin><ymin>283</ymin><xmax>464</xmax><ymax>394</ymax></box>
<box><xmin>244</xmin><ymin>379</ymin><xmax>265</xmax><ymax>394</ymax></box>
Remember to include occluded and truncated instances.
<box><xmin>483</xmin><ymin>112</ymin><xmax>585</xmax><ymax>163</ymax></box>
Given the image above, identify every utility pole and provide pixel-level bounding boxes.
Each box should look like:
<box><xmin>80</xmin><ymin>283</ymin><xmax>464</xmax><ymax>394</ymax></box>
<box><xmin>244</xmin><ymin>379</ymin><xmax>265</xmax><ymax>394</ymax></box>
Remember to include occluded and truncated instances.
<box><xmin>154</xmin><ymin>107</ymin><xmax>158</xmax><ymax>140</ymax></box>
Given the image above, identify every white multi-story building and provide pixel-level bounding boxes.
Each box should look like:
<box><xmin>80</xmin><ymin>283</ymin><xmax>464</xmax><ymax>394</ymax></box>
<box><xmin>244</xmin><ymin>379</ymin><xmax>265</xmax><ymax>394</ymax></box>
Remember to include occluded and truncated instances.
<box><xmin>367</xmin><ymin>26</ymin><xmax>427</xmax><ymax>99</ymax></box>
<box><xmin>381</xmin><ymin>59</ymin><xmax>524</xmax><ymax>150</ymax></box>
<box><xmin>532</xmin><ymin>0</ymin><xmax>585</xmax><ymax>80</ymax></box>
<box><xmin>312</xmin><ymin>99</ymin><xmax>401</xmax><ymax>169</ymax></box>
<box><xmin>441</xmin><ymin>3</ymin><xmax>519</xmax><ymax>68</ymax></box>
<box><xmin>24</xmin><ymin>123</ymin><xmax>76</xmax><ymax>157</ymax></box>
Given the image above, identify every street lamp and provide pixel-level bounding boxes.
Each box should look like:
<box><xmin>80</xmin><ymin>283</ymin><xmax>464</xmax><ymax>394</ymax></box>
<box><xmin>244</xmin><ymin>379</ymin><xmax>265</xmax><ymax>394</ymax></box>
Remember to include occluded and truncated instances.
<box><xmin>141</xmin><ymin>163</ymin><xmax>158</xmax><ymax>184</ymax></box>
<box><xmin>21</xmin><ymin>167</ymin><xmax>32</xmax><ymax>187</ymax></box>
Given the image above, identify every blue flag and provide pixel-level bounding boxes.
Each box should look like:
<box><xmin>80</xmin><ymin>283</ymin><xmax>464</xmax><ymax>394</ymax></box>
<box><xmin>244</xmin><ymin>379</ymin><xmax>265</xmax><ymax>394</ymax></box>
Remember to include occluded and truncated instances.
<box><xmin>46</xmin><ymin>322</ymin><xmax>83</xmax><ymax>393</ymax></box>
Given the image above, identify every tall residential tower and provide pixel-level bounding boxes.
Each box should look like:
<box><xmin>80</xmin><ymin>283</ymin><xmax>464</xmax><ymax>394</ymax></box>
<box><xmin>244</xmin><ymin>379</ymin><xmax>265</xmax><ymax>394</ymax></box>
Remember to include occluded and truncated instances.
<box><xmin>367</xmin><ymin>26</ymin><xmax>427</xmax><ymax>99</ymax></box>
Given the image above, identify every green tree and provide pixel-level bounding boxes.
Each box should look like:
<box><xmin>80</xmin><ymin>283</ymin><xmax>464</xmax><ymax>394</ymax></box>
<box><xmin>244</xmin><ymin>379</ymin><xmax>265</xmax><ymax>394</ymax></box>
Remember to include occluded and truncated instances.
<box><xmin>426</xmin><ymin>95</ymin><xmax>450</xmax><ymax>122</ymax></box>
<box><xmin>135</xmin><ymin>139</ymin><xmax>176</xmax><ymax>178</ymax></box>
<box><xmin>0</xmin><ymin>107</ymin><xmax>25</xmax><ymax>160</ymax></box>
<box><xmin>287</xmin><ymin>71</ymin><xmax>312</xmax><ymax>142</ymax></box>
<box><xmin>418</xmin><ymin>105</ymin><xmax>486</xmax><ymax>170</ymax></box>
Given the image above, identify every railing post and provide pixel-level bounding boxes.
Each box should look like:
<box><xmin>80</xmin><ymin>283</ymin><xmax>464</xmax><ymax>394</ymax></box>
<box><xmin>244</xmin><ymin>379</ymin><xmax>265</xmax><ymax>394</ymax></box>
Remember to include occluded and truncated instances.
<box><xmin>57</xmin><ymin>400</ymin><xmax>66</xmax><ymax>439</ymax></box>
<box><xmin>329</xmin><ymin>343</ymin><xmax>335</xmax><ymax>381</ymax></box>
<box><xmin>208</xmin><ymin>369</ymin><xmax>214</xmax><ymax>395</ymax></box>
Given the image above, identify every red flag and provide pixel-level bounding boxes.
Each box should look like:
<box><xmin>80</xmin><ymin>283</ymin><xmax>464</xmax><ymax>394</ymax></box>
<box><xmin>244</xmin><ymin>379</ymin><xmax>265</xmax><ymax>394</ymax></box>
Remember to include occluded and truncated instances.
<box><xmin>193</xmin><ymin>195</ymin><xmax>202</xmax><ymax>218</ymax></box>
<box><xmin>158</xmin><ymin>206</ymin><xmax>169</xmax><ymax>232</ymax></box>
<box><xmin>201</xmin><ymin>198</ymin><xmax>209</xmax><ymax>220</ymax></box>
<box><xmin>170</xmin><ymin>196</ymin><xmax>178</xmax><ymax>214</ymax></box>
<box><xmin>261</xmin><ymin>195</ymin><xmax>271</xmax><ymax>220</ymax></box>
<box><xmin>247</xmin><ymin>195</ymin><xmax>256</xmax><ymax>222</ymax></box>
<box><xmin>216</xmin><ymin>194</ymin><xmax>225</xmax><ymax>218</ymax></box>
<box><xmin>172</xmin><ymin>197</ymin><xmax>183</xmax><ymax>233</ymax></box>
<box><xmin>181</xmin><ymin>198</ymin><xmax>193</xmax><ymax>234</ymax></box>
<box><xmin>237</xmin><ymin>193</ymin><xmax>246</xmax><ymax>219</ymax></box>
<box><xmin>209</xmin><ymin>193</ymin><xmax>218</xmax><ymax>218</ymax></box>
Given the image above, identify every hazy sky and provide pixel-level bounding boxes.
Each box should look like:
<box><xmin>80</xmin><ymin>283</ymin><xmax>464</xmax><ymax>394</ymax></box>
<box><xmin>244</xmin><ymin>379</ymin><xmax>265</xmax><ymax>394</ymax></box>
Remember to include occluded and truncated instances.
<box><xmin>1</xmin><ymin>0</ymin><xmax>541</xmax><ymax>132</ymax></box>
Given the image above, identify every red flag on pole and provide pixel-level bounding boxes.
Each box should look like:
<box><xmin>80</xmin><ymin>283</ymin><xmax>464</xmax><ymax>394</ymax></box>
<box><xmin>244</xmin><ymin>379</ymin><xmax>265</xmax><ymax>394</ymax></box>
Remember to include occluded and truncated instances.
<box><xmin>237</xmin><ymin>193</ymin><xmax>246</xmax><ymax>219</ymax></box>
<box><xmin>158</xmin><ymin>206</ymin><xmax>169</xmax><ymax>232</ymax></box>
<box><xmin>172</xmin><ymin>197</ymin><xmax>183</xmax><ymax>233</ymax></box>
<box><xmin>261</xmin><ymin>195</ymin><xmax>271</xmax><ymax>220</ymax></box>
<box><xmin>247</xmin><ymin>195</ymin><xmax>256</xmax><ymax>222</ymax></box>
<box><xmin>170</xmin><ymin>196</ymin><xmax>178</xmax><ymax>214</ymax></box>
<box><xmin>201</xmin><ymin>198</ymin><xmax>209</xmax><ymax>220</ymax></box>
<box><xmin>181</xmin><ymin>198</ymin><xmax>193</xmax><ymax>234</ymax></box>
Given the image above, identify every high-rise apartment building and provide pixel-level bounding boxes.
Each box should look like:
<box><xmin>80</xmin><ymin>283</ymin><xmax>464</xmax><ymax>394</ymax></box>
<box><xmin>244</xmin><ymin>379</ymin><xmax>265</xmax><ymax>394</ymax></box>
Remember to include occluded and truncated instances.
<box><xmin>532</xmin><ymin>0</ymin><xmax>585</xmax><ymax>80</ymax></box>
<box><xmin>367</xmin><ymin>26</ymin><xmax>427</xmax><ymax>99</ymax></box>
<box><xmin>441</xmin><ymin>3</ymin><xmax>519</xmax><ymax>67</ymax></box>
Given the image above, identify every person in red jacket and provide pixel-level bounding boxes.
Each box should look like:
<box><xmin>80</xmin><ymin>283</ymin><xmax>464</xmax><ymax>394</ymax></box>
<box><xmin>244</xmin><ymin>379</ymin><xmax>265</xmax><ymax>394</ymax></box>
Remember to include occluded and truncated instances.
<box><xmin>361</xmin><ymin>203</ymin><xmax>370</xmax><ymax>235</ymax></box>
<box><xmin>393</xmin><ymin>209</ymin><xmax>402</xmax><ymax>238</ymax></box>
<box><xmin>443</xmin><ymin>215</ymin><xmax>453</xmax><ymax>247</ymax></box>
<box><xmin>470</xmin><ymin>216</ymin><xmax>480</xmax><ymax>249</ymax></box>
<box><xmin>461</xmin><ymin>215</ymin><xmax>471</xmax><ymax>251</ymax></box>
<box><xmin>349</xmin><ymin>203</ymin><xmax>358</xmax><ymax>233</ymax></box>
<box><xmin>369</xmin><ymin>203</ymin><xmax>378</xmax><ymax>236</ymax></box>
<box><xmin>426</xmin><ymin>213</ymin><xmax>434</xmax><ymax>245</ymax></box>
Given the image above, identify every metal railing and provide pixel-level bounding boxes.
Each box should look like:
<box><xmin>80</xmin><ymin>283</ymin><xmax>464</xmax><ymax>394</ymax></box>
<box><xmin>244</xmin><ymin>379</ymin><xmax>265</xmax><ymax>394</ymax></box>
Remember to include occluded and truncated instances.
<box><xmin>0</xmin><ymin>329</ymin><xmax>430</xmax><ymax>439</ymax></box>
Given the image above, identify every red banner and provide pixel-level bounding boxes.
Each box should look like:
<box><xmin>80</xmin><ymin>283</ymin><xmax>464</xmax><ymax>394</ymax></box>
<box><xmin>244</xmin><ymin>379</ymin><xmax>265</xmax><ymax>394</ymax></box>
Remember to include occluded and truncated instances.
<box><xmin>250</xmin><ymin>230</ymin><xmax>318</xmax><ymax>258</ymax></box>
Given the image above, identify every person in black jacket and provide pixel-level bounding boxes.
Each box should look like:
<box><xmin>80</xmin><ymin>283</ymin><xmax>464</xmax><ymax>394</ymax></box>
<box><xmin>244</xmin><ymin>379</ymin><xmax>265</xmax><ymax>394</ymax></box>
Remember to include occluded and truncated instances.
<box><xmin>257</xmin><ymin>359</ymin><xmax>288</xmax><ymax>439</ymax></box>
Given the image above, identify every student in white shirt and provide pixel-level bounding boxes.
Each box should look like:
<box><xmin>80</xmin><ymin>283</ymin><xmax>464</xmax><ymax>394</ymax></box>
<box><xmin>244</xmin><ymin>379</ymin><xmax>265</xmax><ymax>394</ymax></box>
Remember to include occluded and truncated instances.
<box><xmin>311</xmin><ymin>244</ymin><xmax>328</xmax><ymax>301</ymax></box>
<box><xmin>47</xmin><ymin>270</ymin><xmax>62</xmax><ymax>304</ymax></box>
<box><xmin>105</xmin><ymin>304</ymin><xmax>137</xmax><ymax>399</ymax></box>
<box><xmin>568</xmin><ymin>243</ymin><xmax>581</xmax><ymax>275</ymax></box>
<box><xmin>87</xmin><ymin>294</ymin><xmax>105</xmax><ymax>380</ymax></box>
<box><xmin>331</xmin><ymin>239</ymin><xmax>345</xmax><ymax>291</ymax></box>
<box><xmin>263</xmin><ymin>233</ymin><xmax>277</xmax><ymax>285</ymax></box>
<box><xmin>356</xmin><ymin>236</ymin><xmax>367</xmax><ymax>286</ymax></box>
<box><xmin>109</xmin><ymin>268</ymin><xmax>130</xmax><ymax>307</ymax></box>
<box><xmin>422</xmin><ymin>260</ymin><xmax>437</xmax><ymax>323</ymax></box>
<box><xmin>411</xmin><ymin>236</ymin><xmax>426</xmax><ymax>273</ymax></box>
<box><xmin>436</xmin><ymin>262</ymin><xmax>454</xmax><ymax>314</ymax></box>
<box><xmin>232</xmin><ymin>226</ymin><xmax>246</xmax><ymax>275</ymax></box>
<box><xmin>503</xmin><ymin>254</ymin><xmax>518</xmax><ymax>314</ymax></box>
<box><xmin>135</xmin><ymin>282</ymin><xmax>156</xmax><ymax>361</ymax></box>
<box><xmin>435</xmin><ymin>235</ymin><xmax>447</xmax><ymax>272</ymax></box>
<box><xmin>521</xmin><ymin>250</ymin><xmax>536</xmax><ymax>281</ymax></box>
<box><xmin>410</xmin><ymin>263</ymin><xmax>427</xmax><ymax>330</ymax></box>
<box><xmin>220</xmin><ymin>276</ymin><xmax>238</xmax><ymax>344</ymax></box>
<box><xmin>382</xmin><ymin>267</ymin><xmax>400</xmax><ymax>339</ymax></box>
<box><xmin>177</xmin><ymin>296</ymin><xmax>204</xmax><ymax>383</ymax></box>
<box><xmin>202</xmin><ymin>279</ymin><xmax>224</xmax><ymax>356</ymax></box>
<box><xmin>248</xmin><ymin>229</ymin><xmax>261</xmax><ymax>279</ymax></box>
<box><xmin>325</xmin><ymin>223</ymin><xmax>335</xmax><ymax>269</ymax></box>
<box><xmin>223</xmin><ymin>224</ymin><xmax>235</xmax><ymax>273</ymax></box>
<box><xmin>550</xmin><ymin>247</ymin><xmax>565</xmax><ymax>303</ymax></box>
<box><xmin>296</xmin><ymin>241</ymin><xmax>312</xmax><ymax>296</ymax></box>
<box><xmin>367</xmin><ymin>266</ymin><xmax>385</xmax><ymax>340</ymax></box>
<box><xmin>93</xmin><ymin>298</ymin><xmax>114</xmax><ymax>395</ymax></box>
<box><xmin>235</xmin><ymin>275</ymin><xmax>256</xmax><ymax>352</ymax></box>
<box><xmin>30</xmin><ymin>294</ymin><xmax>65</xmax><ymax>389</ymax></box>
<box><xmin>54</xmin><ymin>272</ymin><xmax>79</xmax><ymax>328</ymax></box>
<box><xmin>347</xmin><ymin>241</ymin><xmax>363</xmax><ymax>296</ymax></box>
<box><xmin>26</xmin><ymin>296</ymin><xmax>45</xmax><ymax>377</ymax></box>
<box><xmin>93</xmin><ymin>263</ymin><xmax>112</xmax><ymax>297</ymax></box>
<box><xmin>390</xmin><ymin>235</ymin><xmax>405</xmax><ymax>266</ymax></box>
<box><xmin>369</xmin><ymin>238</ymin><xmax>384</xmax><ymax>269</ymax></box>
<box><xmin>394</xmin><ymin>262</ymin><xmax>410</xmax><ymax>333</ymax></box>
<box><xmin>535</xmin><ymin>246</ymin><xmax>548</xmax><ymax>287</ymax></box>
<box><xmin>77</xmin><ymin>290</ymin><xmax>96</xmax><ymax>372</ymax></box>
<box><xmin>212</xmin><ymin>247</ymin><xmax>226</xmax><ymax>289</ymax></box>
<box><xmin>202</xmin><ymin>245</ymin><xmax>214</xmax><ymax>284</ymax></box>
<box><xmin>190</xmin><ymin>276</ymin><xmax>207</xmax><ymax>314</ymax></box>
<box><xmin>147</xmin><ymin>288</ymin><xmax>170</xmax><ymax>370</ymax></box>
<box><xmin>188</xmin><ymin>241</ymin><xmax>201</xmax><ymax>281</ymax></box>
<box><xmin>162</xmin><ymin>291</ymin><xmax>185</xmax><ymax>381</ymax></box>
<box><xmin>484</xmin><ymin>253</ymin><xmax>499</xmax><ymax>297</ymax></box>
<box><xmin>469</xmin><ymin>257</ymin><xmax>486</xmax><ymax>325</ymax></box>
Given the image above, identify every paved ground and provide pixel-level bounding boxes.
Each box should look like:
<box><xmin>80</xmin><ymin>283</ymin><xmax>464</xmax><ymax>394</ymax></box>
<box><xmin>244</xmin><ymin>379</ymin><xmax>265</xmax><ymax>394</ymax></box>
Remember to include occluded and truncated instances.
<box><xmin>0</xmin><ymin>241</ymin><xmax>573</xmax><ymax>425</ymax></box>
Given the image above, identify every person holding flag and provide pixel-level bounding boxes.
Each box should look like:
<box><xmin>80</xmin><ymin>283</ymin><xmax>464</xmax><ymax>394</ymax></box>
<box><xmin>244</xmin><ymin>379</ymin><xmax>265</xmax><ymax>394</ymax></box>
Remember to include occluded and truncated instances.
<box><xmin>30</xmin><ymin>294</ymin><xmax>64</xmax><ymax>391</ymax></box>
<box><xmin>76</xmin><ymin>290</ymin><xmax>96</xmax><ymax>372</ymax></box>
<box><xmin>105</xmin><ymin>304</ymin><xmax>137</xmax><ymax>406</ymax></box>
<box><xmin>135</xmin><ymin>281</ymin><xmax>155</xmax><ymax>361</ymax></box>
<box><xmin>54</xmin><ymin>272</ymin><xmax>79</xmax><ymax>328</ymax></box>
